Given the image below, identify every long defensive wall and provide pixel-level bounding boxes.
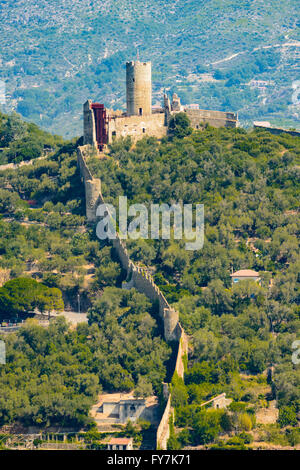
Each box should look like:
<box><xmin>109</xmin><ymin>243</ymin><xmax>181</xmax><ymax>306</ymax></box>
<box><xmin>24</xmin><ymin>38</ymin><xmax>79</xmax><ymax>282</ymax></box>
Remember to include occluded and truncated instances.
<box><xmin>77</xmin><ymin>145</ymin><xmax>188</xmax><ymax>450</ymax></box>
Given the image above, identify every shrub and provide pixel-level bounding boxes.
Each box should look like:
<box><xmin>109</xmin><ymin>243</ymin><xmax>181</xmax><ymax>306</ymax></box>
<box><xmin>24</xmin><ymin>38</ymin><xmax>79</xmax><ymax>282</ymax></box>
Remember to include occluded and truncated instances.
<box><xmin>229</xmin><ymin>402</ymin><xmax>248</xmax><ymax>412</ymax></box>
<box><xmin>238</xmin><ymin>413</ymin><xmax>253</xmax><ymax>431</ymax></box>
<box><xmin>278</xmin><ymin>406</ymin><xmax>298</xmax><ymax>428</ymax></box>
<box><xmin>177</xmin><ymin>428</ymin><xmax>192</xmax><ymax>447</ymax></box>
<box><xmin>238</xmin><ymin>432</ymin><xmax>254</xmax><ymax>444</ymax></box>
<box><xmin>168</xmin><ymin>112</ymin><xmax>192</xmax><ymax>139</ymax></box>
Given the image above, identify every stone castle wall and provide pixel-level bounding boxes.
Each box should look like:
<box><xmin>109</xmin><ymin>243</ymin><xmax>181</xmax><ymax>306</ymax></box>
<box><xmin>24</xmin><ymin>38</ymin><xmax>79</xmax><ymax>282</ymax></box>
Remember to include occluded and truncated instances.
<box><xmin>155</xmin><ymin>327</ymin><xmax>188</xmax><ymax>449</ymax></box>
<box><xmin>85</xmin><ymin>179</ymin><xmax>102</xmax><ymax>223</ymax></box>
<box><xmin>156</xmin><ymin>394</ymin><xmax>172</xmax><ymax>450</ymax></box>
<box><xmin>0</xmin><ymin>155</ymin><xmax>48</xmax><ymax>172</ymax></box>
<box><xmin>83</xmin><ymin>60</ymin><xmax>238</xmax><ymax>149</ymax></box>
<box><xmin>108</xmin><ymin>113</ymin><xmax>166</xmax><ymax>143</ymax></box>
<box><xmin>77</xmin><ymin>145</ymin><xmax>188</xmax><ymax>449</ymax></box>
<box><xmin>174</xmin><ymin>324</ymin><xmax>188</xmax><ymax>379</ymax></box>
<box><xmin>83</xmin><ymin>105</ymin><xmax>239</xmax><ymax>148</ymax></box>
<box><xmin>253</xmin><ymin>123</ymin><xmax>300</xmax><ymax>137</ymax></box>
<box><xmin>77</xmin><ymin>146</ymin><xmax>102</xmax><ymax>222</ymax></box>
<box><xmin>185</xmin><ymin>108</ymin><xmax>238</xmax><ymax>129</ymax></box>
<box><xmin>77</xmin><ymin>145</ymin><xmax>180</xmax><ymax>340</ymax></box>
<box><xmin>83</xmin><ymin>102</ymin><xmax>238</xmax><ymax>149</ymax></box>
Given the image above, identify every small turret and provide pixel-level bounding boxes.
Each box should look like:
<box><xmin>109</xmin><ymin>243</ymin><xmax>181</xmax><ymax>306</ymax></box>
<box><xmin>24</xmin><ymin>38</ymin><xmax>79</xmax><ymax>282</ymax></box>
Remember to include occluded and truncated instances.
<box><xmin>164</xmin><ymin>308</ymin><xmax>179</xmax><ymax>342</ymax></box>
<box><xmin>85</xmin><ymin>178</ymin><xmax>101</xmax><ymax>223</ymax></box>
<box><xmin>171</xmin><ymin>93</ymin><xmax>182</xmax><ymax>112</ymax></box>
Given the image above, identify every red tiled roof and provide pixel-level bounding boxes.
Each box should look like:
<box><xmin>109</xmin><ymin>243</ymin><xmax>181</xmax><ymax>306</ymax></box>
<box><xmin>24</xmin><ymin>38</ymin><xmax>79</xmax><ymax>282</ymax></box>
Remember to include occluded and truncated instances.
<box><xmin>108</xmin><ymin>438</ymin><xmax>132</xmax><ymax>445</ymax></box>
<box><xmin>231</xmin><ymin>269</ymin><xmax>260</xmax><ymax>277</ymax></box>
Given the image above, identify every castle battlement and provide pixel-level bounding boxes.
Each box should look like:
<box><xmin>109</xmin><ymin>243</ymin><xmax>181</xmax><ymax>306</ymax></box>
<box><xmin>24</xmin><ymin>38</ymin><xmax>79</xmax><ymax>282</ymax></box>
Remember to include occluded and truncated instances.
<box><xmin>83</xmin><ymin>61</ymin><xmax>238</xmax><ymax>151</ymax></box>
<box><xmin>77</xmin><ymin>143</ymin><xmax>189</xmax><ymax>449</ymax></box>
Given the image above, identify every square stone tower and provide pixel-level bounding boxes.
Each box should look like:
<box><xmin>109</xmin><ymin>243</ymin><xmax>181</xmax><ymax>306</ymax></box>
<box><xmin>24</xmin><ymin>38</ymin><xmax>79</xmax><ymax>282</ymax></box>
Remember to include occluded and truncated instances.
<box><xmin>126</xmin><ymin>61</ymin><xmax>152</xmax><ymax>116</ymax></box>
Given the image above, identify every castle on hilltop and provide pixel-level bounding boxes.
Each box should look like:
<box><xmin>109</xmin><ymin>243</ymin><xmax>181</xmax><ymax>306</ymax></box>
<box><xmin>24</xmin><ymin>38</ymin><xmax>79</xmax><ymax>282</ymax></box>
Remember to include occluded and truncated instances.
<box><xmin>83</xmin><ymin>60</ymin><xmax>238</xmax><ymax>151</ymax></box>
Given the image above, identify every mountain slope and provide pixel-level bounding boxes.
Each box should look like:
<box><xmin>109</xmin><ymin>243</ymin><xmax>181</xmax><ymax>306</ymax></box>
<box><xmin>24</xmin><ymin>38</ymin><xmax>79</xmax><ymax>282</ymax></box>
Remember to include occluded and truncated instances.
<box><xmin>0</xmin><ymin>0</ymin><xmax>299</xmax><ymax>137</ymax></box>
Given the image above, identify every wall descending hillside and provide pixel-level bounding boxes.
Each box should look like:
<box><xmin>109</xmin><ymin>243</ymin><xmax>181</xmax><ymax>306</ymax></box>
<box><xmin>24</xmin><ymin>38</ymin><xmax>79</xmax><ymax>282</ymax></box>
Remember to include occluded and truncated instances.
<box><xmin>185</xmin><ymin>108</ymin><xmax>238</xmax><ymax>128</ymax></box>
<box><xmin>156</xmin><ymin>394</ymin><xmax>173</xmax><ymax>450</ymax></box>
<box><xmin>253</xmin><ymin>123</ymin><xmax>300</xmax><ymax>137</ymax></box>
<box><xmin>77</xmin><ymin>145</ymin><xmax>188</xmax><ymax>450</ymax></box>
<box><xmin>77</xmin><ymin>146</ymin><xmax>103</xmax><ymax>222</ymax></box>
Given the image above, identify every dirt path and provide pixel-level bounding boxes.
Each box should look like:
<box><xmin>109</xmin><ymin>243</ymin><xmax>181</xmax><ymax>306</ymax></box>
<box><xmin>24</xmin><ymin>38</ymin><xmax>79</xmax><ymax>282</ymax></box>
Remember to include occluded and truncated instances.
<box><xmin>207</xmin><ymin>41</ymin><xmax>300</xmax><ymax>67</ymax></box>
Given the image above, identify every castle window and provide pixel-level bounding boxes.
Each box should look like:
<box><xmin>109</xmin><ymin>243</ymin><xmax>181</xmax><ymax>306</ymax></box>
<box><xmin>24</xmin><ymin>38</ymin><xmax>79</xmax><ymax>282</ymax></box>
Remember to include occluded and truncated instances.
<box><xmin>139</xmin><ymin>108</ymin><xmax>143</xmax><ymax>116</ymax></box>
<box><xmin>142</xmin><ymin>128</ymin><xmax>146</xmax><ymax>133</ymax></box>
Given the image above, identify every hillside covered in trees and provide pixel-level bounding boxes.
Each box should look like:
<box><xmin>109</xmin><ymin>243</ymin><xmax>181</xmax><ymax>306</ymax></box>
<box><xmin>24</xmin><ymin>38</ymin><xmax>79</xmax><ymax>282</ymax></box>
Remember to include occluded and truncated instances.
<box><xmin>0</xmin><ymin>111</ymin><xmax>63</xmax><ymax>165</ymax></box>
<box><xmin>87</xmin><ymin>122</ymin><xmax>300</xmax><ymax>449</ymax></box>
<box><xmin>0</xmin><ymin>113</ymin><xmax>171</xmax><ymax>432</ymax></box>
<box><xmin>0</xmin><ymin>0</ymin><xmax>299</xmax><ymax>136</ymax></box>
<box><xmin>0</xmin><ymin>112</ymin><xmax>299</xmax><ymax>448</ymax></box>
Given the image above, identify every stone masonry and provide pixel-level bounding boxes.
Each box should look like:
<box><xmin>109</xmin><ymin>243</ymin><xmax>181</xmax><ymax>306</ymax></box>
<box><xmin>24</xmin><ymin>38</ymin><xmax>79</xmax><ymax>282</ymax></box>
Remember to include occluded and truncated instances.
<box><xmin>83</xmin><ymin>60</ymin><xmax>238</xmax><ymax>150</ymax></box>
<box><xmin>77</xmin><ymin>145</ymin><xmax>188</xmax><ymax>449</ymax></box>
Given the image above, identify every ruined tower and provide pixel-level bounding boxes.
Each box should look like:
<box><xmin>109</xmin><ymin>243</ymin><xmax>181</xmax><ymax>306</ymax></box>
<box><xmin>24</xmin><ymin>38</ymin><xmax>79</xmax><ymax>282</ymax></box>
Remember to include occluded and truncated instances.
<box><xmin>83</xmin><ymin>100</ymin><xmax>97</xmax><ymax>147</ymax></box>
<box><xmin>126</xmin><ymin>61</ymin><xmax>152</xmax><ymax>116</ymax></box>
<box><xmin>83</xmin><ymin>100</ymin><xmax>107</xmax><ymax>151</ymax></box>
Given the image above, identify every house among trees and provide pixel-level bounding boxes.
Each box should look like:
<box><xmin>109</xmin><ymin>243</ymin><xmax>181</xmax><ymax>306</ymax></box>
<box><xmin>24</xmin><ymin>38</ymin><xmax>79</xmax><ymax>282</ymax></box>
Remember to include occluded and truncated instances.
<box><xmin>107</xmin><ymin>437</ymin><xmax>133</xmax><ymax>450</ymax></box>
<box><xmin>230</xmin><ymin>269</ymin><xmax>260</xmax><ymax>284</ymax></box>
<box><xmin>200</xmin><ymin>393</ymin><xmax>232</xmax><ymax>410</ymax></box>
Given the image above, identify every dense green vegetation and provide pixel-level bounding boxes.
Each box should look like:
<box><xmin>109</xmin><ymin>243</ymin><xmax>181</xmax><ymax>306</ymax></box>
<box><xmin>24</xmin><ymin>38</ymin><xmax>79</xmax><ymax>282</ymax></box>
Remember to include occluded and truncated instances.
<box><xmin>0</xmin><ymin>124</ymin><xmax>108</xmax><ymax>311</ymax></box>
<box><xmin>0</xmin><ymin>0</ymin><xmax>299</xmax><ymax>137</ymax></box>
<box><xmin>0</xmin><ymin>113</ymin><xmax>172</xmax><ymax>430</ymax></box>
<box><xmin>88</xmin><ymin>124</ymin><xmax>300</xmax><ymax>448</ymax></box>
<box><xmin>0</xmin><ymin>277</ymin><xmax>64</xmax><ymax>320</ymax></box>
<box><xmin>0</xmin><ymin>314</ymin><xmax>169</xmax><ymax>428</ymax></box>
<box><xmin>0</xmin><ymin>111</ymin><xmax>63</xmax><ymax>164</ymax></box>
<box><xmin>89</xmin><ymin>126</ymin><xmax>299</xmax><ymax>290</ymax></box>
<box><xmin>0</xmin><ymin>112</ymin><xmax>299</xmax><ymax>447</ymax></box>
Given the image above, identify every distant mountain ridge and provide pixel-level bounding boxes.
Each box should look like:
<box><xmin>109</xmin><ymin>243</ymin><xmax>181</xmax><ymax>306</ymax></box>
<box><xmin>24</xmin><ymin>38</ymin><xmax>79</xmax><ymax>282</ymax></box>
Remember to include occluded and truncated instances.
<box><xmin>0</xmin><ymin>0</ymin><xmax>299</xmax><ymax>137</ymax></box>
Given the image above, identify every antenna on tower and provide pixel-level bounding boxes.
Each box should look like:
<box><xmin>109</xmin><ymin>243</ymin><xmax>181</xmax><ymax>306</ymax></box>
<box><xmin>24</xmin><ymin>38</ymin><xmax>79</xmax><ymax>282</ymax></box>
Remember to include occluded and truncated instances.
<box><xmin>137</xmin><ymin>47</ymin><xmax>139</xmax><ymax>61</ymax></box>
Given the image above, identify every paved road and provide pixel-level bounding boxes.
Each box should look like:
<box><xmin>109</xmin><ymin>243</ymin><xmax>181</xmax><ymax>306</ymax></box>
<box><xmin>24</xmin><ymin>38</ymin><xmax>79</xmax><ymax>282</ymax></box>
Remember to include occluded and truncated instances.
<box><xmin>0</xmin><ymin>312</ymin><xmax>88</xmax><ymax>333</ymax></box>
<box><xmin>50</xmin><ymin>311</ymin><xmax>88</xmax><ymax>325</ymax></box>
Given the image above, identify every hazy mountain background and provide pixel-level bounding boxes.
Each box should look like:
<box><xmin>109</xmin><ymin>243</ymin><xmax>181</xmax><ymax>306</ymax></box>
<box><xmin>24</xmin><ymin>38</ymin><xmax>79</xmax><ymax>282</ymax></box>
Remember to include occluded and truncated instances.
<box><xmin>0</xmin><ymin>0</ymin><xmax>299</xmax><ymax>138</ymax></box>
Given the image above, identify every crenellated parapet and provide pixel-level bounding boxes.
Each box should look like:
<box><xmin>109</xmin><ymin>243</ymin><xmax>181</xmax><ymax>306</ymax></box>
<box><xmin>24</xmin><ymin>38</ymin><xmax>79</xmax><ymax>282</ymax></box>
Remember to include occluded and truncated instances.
<box><xmin>77</xmin><ymin>146</ymin><xmax>102</xmax><ymax>222</ymax></box>
<box><xmin>77</xmin><ymin>143</ymin><xmax>188</xmax><ymax>449</ymax></box>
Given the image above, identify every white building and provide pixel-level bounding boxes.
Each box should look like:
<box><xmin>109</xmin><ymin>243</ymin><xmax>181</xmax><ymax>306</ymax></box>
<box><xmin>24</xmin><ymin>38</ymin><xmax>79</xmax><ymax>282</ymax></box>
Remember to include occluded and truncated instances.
<box><xmin>107</xmin><ymin>437</ymin><xmax>133</xmax><ymax>451</ymax></box>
